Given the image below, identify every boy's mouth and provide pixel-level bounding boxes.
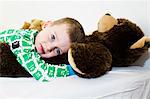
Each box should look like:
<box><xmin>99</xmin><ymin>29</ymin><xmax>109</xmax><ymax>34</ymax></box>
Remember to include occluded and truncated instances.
<box><xmin>39</xmin><ymin>43</ymin><xmax>45</xmax><ymax>54</ymax></box>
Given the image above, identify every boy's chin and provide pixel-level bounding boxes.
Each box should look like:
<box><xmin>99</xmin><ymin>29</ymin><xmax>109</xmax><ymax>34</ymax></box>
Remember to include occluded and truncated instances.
<box><xmin>40</xmin><ymin>53</ymin><xmax>53</xmax><ymax>58</ymax></box>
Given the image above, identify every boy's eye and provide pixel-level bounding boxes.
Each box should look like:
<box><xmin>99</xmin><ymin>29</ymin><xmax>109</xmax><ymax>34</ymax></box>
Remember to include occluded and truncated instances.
<box><xmin>50</xmin><ymin>34</ymin><xmax>55</xmax><ymax>41</ymax></box>
<box><xmin>55</xmin><ymin>48</ymin><xmax>62</xmax><ymax>56</ymax></box>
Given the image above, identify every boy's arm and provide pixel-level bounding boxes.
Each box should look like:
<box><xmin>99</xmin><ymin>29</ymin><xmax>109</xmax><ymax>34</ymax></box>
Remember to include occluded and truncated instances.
<box><xmin>16</xmin><ymin>51</ymin><xmax>70</xmax><ymax>82</ymax></box>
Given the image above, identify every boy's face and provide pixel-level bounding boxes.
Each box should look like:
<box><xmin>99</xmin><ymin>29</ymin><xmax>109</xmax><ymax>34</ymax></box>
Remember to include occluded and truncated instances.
<box><xmin>35</xmin><ymin>23</ymin><xmax>71</xmax><ymax>58</ymax></box>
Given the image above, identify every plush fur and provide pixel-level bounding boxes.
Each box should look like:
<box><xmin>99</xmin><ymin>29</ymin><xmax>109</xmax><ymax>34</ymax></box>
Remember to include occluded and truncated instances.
<box><xmin>70</xmin><ymin>42</ymin><xmax>112</xmax><ymax>78</ymax></box>
<box><xmin>21</xmin><ymin>19</ymin><xmax>45</xmax><ymax>31</ymax></box>
<box><xmin>68</xmin><ymin>14</ymin><xmax>150</xmax><ymax>78</ymax></box>
<box><xmin>0</xmin><ymin>42</ymin><xmax>31</xmax><ymax>77</ymax></box>
<box><xmin>93</xmin><ymin>18</ymin><xmax>148</xmax><ymax>66</ymax></box>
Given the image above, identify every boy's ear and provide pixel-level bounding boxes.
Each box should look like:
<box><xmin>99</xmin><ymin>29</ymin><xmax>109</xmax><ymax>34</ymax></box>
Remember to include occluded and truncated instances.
<box><xmin>42</xmin><ymin>21</ymin><xmax>53</xmax><ymax>29</ymax></box>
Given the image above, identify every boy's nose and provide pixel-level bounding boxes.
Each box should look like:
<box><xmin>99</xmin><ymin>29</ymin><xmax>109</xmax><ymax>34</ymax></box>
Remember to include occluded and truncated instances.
<box><xmin>46</xmin><ymin>42</ymin><xmax>55</xmax><ymax>52</ymax></box>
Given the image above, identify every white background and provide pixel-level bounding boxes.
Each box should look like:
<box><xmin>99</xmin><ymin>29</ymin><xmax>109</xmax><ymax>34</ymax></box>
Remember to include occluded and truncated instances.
<box><xmin>0</xmin><ymin>0</ymin><xmax>150</xmax><ymax>35</ymax></box>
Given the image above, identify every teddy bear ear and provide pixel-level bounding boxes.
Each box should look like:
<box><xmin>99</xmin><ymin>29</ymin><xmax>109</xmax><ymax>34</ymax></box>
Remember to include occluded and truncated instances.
<box><xmin>21</xmin><ymin>21</ymin><xmax>31</xmax><ymax>29</ymax></box>
<box><xmin>98</xmin><ymin>13</ymin><xmax>118</xmax><ymax>32</ymax></box>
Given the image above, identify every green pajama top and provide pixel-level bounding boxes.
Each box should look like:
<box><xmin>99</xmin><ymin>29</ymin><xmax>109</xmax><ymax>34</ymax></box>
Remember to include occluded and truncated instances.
<box><xmin>0</xmin><ymin>29</ymin><xmax>69</xmax><ymax>82</ymax></box>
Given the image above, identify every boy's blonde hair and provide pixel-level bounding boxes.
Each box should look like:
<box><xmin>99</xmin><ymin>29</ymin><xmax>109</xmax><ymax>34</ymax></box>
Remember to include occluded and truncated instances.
<box><xmin>52</xmin><ymin>17</ymin><xmax>85</xmax><ymax>43</ymax></box>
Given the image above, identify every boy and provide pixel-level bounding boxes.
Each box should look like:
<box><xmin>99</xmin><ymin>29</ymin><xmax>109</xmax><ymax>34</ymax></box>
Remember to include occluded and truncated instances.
<box><xmin>0</xmin><ymin>17</ymin><xmax>85</xmax><ymax>82</ymax></box>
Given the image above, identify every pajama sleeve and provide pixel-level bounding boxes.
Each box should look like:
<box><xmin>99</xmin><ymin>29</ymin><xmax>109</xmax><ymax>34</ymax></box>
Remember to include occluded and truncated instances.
<box><xmin>16</xmin><ymin>51</ymin><xmax>70</xmax><ymax>82</ymax></box>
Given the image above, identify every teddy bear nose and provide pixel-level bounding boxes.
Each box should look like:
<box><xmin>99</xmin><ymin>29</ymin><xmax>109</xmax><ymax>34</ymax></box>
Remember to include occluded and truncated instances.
<box><xmin>105</xmin><ymin>13</ymin><xmax>111</xmax><ymax>16</ymax></box>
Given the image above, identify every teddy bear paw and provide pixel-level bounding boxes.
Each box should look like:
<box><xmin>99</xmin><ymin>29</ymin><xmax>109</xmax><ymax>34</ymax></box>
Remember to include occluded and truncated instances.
<box><xmin>130</xmin><ymin>37</ymin><xmax>146</xmax><ymax>49</ymax></box>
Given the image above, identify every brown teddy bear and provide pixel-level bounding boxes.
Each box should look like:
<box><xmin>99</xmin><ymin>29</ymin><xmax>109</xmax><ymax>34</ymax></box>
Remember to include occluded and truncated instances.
<box><xmin>68</xmin><ymin>13</ymin><xmax>150</xmax><ymax>78</ymax></box>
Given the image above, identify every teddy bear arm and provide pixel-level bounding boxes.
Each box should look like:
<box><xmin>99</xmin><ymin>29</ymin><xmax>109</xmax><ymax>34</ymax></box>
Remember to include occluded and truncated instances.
<box><xmin>0</xmin><ymin>42</ymin><xmax>32</xmax><ymax>77</ymax></box>
<box><xmin>130</xmin><ymin>37</ymin><xmax>150</xmax><ymax>49</ymax></box>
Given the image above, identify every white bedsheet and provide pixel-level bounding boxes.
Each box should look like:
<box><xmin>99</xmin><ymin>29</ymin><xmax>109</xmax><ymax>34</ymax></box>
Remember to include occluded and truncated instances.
<box><xmin>0</xmin><ymin>65</ymin><xmax>150</xmax><ymax>99</ymax></box>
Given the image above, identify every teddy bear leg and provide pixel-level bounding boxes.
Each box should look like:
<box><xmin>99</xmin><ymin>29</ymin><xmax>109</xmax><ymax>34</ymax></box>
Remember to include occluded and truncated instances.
<box><xmin>130</xmin><ymin>37</ymin><xmax>150</xmax><ymax>49</ymax></box>
<box><xmin>128</xmin><ymin>44</ymin><xmax>149</xmax><ymax>65</ymax></box>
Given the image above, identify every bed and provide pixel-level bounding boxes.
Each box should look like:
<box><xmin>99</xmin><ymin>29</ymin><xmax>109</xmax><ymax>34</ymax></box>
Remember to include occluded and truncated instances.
<box><xmin>0</xmin><ymin>0</ymin><xmax>150</xmax><ymax>99</ymax></box>
<box><xmin>0</xmin><ymin>58</ymin><xmax>150</xmax><ymax>99</ymax></box>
